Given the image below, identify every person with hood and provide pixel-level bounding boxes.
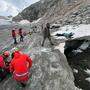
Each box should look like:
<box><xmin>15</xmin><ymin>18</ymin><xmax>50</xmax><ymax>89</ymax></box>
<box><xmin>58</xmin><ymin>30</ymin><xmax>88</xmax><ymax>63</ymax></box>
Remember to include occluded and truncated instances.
<box><xmin>3</xmin><ymin>51</ymin><xmax>10</xmax><ymax>63</ymax></box>
<box><xmin>3</xmin><ymin>51</ymin><xmax>11</xmax><ymax>73</ymax></box>
<box><xmin>18</xmin><ymin>28</ymin><xmax>24</xmax><ymax>42</ymax></box>
<box><xmin>42</xmin><ymin>23</ymin><xmax>54</xmax><ymax>46</ymax></box>
<box><xmin>10</xmin><ymin>50</ymin><xmax>32</xmax><ymax>87</ymax></box>
<box><xmin>0</xmin><ymin>51</ymin><xmax>10</xmax><ymax>81</ymax></box>
<box><xmin>12</xmin><ymin>30</ymin><xmax>17</xmax><ymax>44</ymax></box>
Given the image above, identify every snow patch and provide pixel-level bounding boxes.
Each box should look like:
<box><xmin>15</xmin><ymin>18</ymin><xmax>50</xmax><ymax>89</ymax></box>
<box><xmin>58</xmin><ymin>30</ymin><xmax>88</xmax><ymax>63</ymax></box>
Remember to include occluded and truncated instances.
<box><xmin>85</xmin><ymin>78</ymin><xmax>90</xmax><ymax>82</ymax></box>
<box><xmin>73</xmin><ymin>69</ymin><xmax>78</xmax><ymax>73</ymax></box>
<box><xmin>52</xmin><ymin>24</ymin><xmax>90</xmax><ymax>40</ymax></box>
<box><xmin>72</xmin><ymin>49</ymin><xmax>83</xmax><ymax>54</ymax></box>
<box><xmin>41</xmin><ymin>48</ymin><xmax>51</xmax><ymax>52</ymax></box>
<box><xmin>79</xmin><ymin>41</ymin><xmax>90</xmax><ymax>50</ymax></box>
<box><xmin>84</xmin><ymin>69</ymin><xmax>90</xmax><ymax>75</ymax></box>
<box><xmin>54</xmin><ymin>43</ymin><xmax>65</xmax><ymax>53</ymax></box>
<box><xmin>18</xmin><ymin>20</ymin><xmax>30</xmax><ymax>25</ymax></box>
<box><xmin>31</xmin><ymin>18</ymin><xmax>42</xmax><ymax>25</ymax></box>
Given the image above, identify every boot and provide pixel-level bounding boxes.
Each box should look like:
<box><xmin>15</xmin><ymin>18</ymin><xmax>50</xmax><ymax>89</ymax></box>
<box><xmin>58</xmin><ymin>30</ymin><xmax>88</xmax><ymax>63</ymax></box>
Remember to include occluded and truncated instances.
<box><xmin>20</xmin><ymin>83</ymin><xmax>27</xmax><ymax>88</ymax></box>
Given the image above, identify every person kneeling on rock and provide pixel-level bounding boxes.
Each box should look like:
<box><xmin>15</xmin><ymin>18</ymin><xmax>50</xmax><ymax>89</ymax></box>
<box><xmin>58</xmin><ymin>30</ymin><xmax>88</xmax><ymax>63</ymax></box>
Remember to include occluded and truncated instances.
<box><xmin>0</xmin><ymin>51</ymin><xmax>10</xmax><ymax>81</ymax></box>
<box><xmin>10</xmin><ymin>50</ymin><xmax>32</xmax><ymax>88</ymax></box>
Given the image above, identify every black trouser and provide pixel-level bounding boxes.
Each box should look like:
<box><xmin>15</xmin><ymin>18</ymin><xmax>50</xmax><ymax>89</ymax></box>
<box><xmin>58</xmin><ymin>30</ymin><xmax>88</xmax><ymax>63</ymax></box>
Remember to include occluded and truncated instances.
<box><xmin>0</xmin><ymin>68</ymin><xmax>7</xmax><ymax>82</ymax></box>
<box><xmin>20</xmin><ymin>83</ymin><xmax>27</xmax><ymax>87</ymax></box>
<box><xmin>42</xmin><ymin>36</ymin><xmax>53</xmax><ymax>46</ymax></box>
<box><xmin>20</xmin><ymin>35</ymin><xmax>23</xmax><ymax>42</ymax></box>
<box><xmin>13</xmin><ymin>37</ymin><xmax>17</xmax><ymax>44</ymax></box>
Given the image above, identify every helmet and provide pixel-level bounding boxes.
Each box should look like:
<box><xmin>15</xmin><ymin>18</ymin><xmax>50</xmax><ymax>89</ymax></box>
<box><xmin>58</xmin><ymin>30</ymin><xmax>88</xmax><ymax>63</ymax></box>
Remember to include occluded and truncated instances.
<box><xmin>11</xmin><ymin>47</ymin><xmax>22</xmax><ymax>54</ymax></box>
<box><xmin>11</xmin><ymin>47</ymin><xmax>19</xmax><ymax>52</ymax></box>
<box><xmin>11</xmin><ymin>47</ymin><xmax>22</xmax><ymax>59</ymax></box>
<box><xmin>14</xmin><ymin>47</ymin><xmax>19</xmax><ymax>51</ymax></box>
<box><xmin>4</xmin><ymin>51</ymin><xmax>10</xmax><ymax>57</ymax></box>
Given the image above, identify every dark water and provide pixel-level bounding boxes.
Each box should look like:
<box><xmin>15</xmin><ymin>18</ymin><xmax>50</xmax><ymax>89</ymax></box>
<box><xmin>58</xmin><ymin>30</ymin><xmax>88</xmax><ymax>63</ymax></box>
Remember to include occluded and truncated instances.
<box><xmin>67</xmin><ymin>47</ymin><xmax>90</xmax><ymax>90</ymax></box>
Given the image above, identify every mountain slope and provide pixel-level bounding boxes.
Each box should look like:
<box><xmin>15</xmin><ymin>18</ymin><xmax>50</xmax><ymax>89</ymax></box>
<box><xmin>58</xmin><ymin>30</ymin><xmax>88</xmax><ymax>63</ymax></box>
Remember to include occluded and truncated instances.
<box><xmin>13</xmin><ymin>0</ymin><xmax>90</xmax><ymax>26</ymax></box>
<box><xmin>12</xmin><ymin>0</ymin><xmax>53</xmax><ymax>21</ymax></box>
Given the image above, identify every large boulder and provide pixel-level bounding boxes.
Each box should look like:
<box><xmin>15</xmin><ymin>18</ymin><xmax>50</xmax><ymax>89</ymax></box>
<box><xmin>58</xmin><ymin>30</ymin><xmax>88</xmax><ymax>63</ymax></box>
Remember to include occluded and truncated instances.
<box><xmin>28</xmin><ymin>47</ymin><xmax>80</xmax><ymax>90</ymax></box>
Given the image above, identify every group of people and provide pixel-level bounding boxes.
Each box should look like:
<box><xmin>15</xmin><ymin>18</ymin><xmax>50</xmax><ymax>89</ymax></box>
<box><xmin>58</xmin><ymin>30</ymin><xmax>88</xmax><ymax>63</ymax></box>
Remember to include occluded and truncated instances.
<box><xmin>12</xmin><ymin>23</ymin><xmax>54</xmax><ymax>46</ymax></box>
<box><xmin>0</xmin><ymin>22</ymin><xmax>54</xmax><ymax>88</ymax></box>
<box><xmin>0</xmin><ymin>48</ymin><xmax>32</xmax><ymax>88</ymax></box>
<box><xmin>12</xmin><ymin>28</ymin><xmax>24</xmax><ymax>44</ymax></box>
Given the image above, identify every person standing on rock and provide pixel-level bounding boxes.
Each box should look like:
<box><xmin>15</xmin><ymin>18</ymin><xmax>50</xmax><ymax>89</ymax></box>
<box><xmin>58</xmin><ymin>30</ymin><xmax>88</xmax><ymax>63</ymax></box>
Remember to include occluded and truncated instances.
<box><xmin>18</xmin><ymin>28</ymin><xmax>24</xmax><ymax>42</ymax></box>
<box><xmin>42</xmin><ymin>23</ymin><xmax>54</xmax><ymax>46</ymax></box>
<box><xmin>12</xmin><ymin>29</ymin><xmax>18</xmax><ymax>44</ymax></box>
<box><xmin>10</xmin><ymin>50</ymin><xmax>32</xmax><ymax>88</ymax></box>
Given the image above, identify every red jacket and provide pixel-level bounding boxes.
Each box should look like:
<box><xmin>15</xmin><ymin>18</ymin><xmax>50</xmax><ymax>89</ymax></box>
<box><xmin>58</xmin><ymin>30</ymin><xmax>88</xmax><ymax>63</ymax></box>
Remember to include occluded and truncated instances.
<box><xmin>10</xmin><ymin>51</ymin><xmax>32</xmax><ymax>74</ymax></box>
<box><xmin>12</xmin><ymin>31</ymin><xmax>16</xmax><ymax>37</ymax></box>
<box><xmin>10</xmin><ymin>51</ymin><xmax>32</xmax><ymax>83</ymax></box>
<box><xmin>0</xmin><ymin>55</ymin><xmax>5</xmax><ymax>68</ymax></box>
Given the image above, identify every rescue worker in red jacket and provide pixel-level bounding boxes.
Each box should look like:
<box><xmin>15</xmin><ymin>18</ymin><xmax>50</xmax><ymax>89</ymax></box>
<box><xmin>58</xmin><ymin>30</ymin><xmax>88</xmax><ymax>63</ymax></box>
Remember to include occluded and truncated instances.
<box><xmin>0</xmin><ymin>55</ymin><xmax>5</xmax><ymax>69</ymax></box>
<box><xmin>12</xmin><ymin>30</ymin><xmax>17</xmax><ymax>44</ymax></box>
<box><xmin>3</xmin><ymin>51</ymin><xmax>10</xmax><ymax>63</ymax></box>
<box><xmin>3</xmin><ymin>51</ymin><xmax>11</xmax><ymax>74</ymax></box>
<box><xmin>18</xmin><ymin>28</ymin><xmax>24</xmax><ymax>42</ymax></box>
<box><xmin>0</xmin><ymin>51</ymin><xmax>10</xmax><ymax>81</ymax></box>
<box><xmin>10</xmin><ymin>50</ymin><xmax>32</xmax><ymax>87</ymax></box>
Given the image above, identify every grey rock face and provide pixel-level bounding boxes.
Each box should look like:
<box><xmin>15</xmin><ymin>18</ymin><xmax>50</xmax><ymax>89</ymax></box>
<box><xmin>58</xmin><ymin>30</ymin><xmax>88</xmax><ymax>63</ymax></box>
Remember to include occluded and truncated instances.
<box><xmin>29</xmin><ymin>47</ymin><xmax>79</xmax><ymax>90</ymax></box>
<box><xmin>13</xmin><ymin>0</ymin><xmax>89</xmax><ymax>26</ymax></box>
<box><xmin>12</xmin><ymin>0</ymin><xmax>79</xmax><ymax>22</ymax></box>
<box><xmin>63</xmin><ymin>5</ymin><xmax>90</xmax><ymax>25</ymax></box>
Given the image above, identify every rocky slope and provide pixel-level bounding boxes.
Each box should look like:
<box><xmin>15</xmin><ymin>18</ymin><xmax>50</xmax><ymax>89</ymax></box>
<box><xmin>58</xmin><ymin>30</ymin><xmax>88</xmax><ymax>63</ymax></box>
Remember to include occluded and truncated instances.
<box><xmin>38</xmin><ymin>0</ymin><xmax>90</xmax><ymax>25</ymax></box>
<box><xmin>13</xmin><ymin>0</ymin><xmax>90</xmax><ymax>26</ymax></box>
<box><xmin>12</xmin><ymin>0</ymin><xmax>80</xmax><ymax>22</ymax></box>
<box><xmin>12</xmin><ymin>0</ymin><xmax>55</xmax><ymax>22</ymax></box>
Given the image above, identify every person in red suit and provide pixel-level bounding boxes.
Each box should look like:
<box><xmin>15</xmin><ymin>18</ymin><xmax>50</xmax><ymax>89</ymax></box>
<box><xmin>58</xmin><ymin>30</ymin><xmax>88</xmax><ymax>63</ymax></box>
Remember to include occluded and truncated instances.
<box><xmin>12</xmin><ymin>30</ymin><xmax>17</xmax><ymax>44</ymax></box>
<box><xmin>10</xmin><ymin>50</ymin><xmax>32</xmax><ymax>87</ymax></box>
<box><xmin>18</xmin><ymin>28</ymin><xmax>24</xmax><ymax>42</ymax></box>
<box><xmin>0</xmin><ymin>51</ymin><xmax>10</xmax><ymax>81</ymax></box>
<box><xmin>0</xmin><ymin>55</ymin><xmax>5</xmax><ymax>69</ymax></box>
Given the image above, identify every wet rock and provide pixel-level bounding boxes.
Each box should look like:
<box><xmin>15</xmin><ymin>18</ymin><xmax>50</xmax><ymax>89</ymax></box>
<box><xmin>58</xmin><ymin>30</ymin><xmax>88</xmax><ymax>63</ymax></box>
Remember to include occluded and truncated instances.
<box><xmin>64</xmin><ymin>40</ymin><xmax>85</xmax><ymax>57</ymax></box>
<box><xmin>64</xmin><ymin>39</ymin><xmax>90</xmax><ymax>57</ymax></box>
